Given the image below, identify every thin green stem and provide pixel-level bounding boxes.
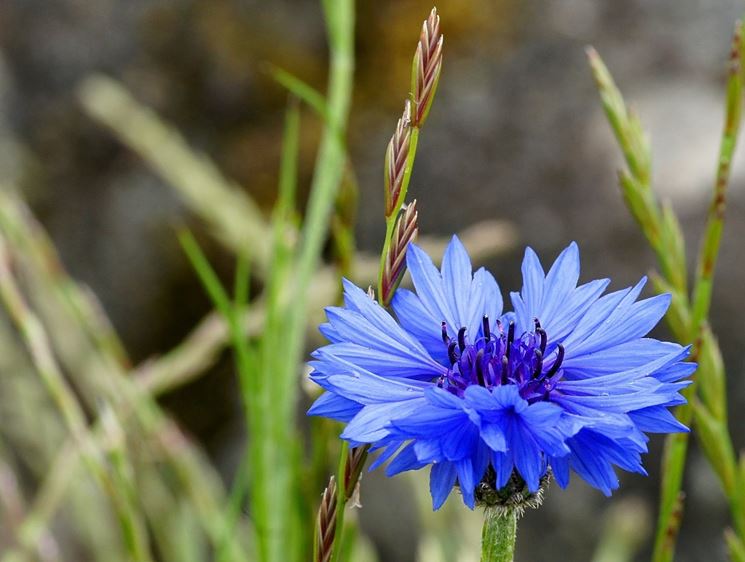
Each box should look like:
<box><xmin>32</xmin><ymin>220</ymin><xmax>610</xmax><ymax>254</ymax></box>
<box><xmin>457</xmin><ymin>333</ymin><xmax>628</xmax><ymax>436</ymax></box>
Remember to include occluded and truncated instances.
<box><xmin>291</xmin><ymin>0</ymin><xmax>354</xmax><ymax>306</ymax></box>
<box><xmin>691</xmin><ymin>20</ymin><xmax>744</xmax><ymax>330</ymax></box>
<box><xmin>255</xmin><ymin>2</ymin><xmax>354</xmax><ymax>560</ymax></box>
<box><xmin>481</xmin><ymin>508</ymin><xmax>517</xmax><ymax>562</ymax></box>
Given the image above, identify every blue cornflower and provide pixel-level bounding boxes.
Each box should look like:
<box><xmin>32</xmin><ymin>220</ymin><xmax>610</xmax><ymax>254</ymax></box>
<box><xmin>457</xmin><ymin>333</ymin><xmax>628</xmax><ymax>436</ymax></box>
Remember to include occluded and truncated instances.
<box><xmin>308</xmin><ymin>238</ymin><xmax>693</xmax><ymax>510</ymax></box>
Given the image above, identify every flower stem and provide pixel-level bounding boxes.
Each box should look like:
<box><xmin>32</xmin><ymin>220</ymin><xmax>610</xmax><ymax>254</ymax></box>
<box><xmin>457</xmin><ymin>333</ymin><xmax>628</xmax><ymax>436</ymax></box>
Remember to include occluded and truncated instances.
<box><xmin>481</xmin><ymin>507</ymin><xmax>517</xmax><ymax>562</ymax></box>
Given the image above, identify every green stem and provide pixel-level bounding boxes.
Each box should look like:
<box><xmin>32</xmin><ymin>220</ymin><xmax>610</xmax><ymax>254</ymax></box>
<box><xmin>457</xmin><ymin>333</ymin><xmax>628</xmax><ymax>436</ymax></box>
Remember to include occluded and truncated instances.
<box><xmin>691</xmin><ymin>22</ymin><xmax>744</xmax><ymax>330</ymax></box>
<box><xmin>250</xmin><ymin>2</ymin><xmax>354</xmax><ymax>560</ymax></box>
<box><xmin>481</xmin><ymin>508</ymin><xmax>517</xmax><ymax>562</ymax></box>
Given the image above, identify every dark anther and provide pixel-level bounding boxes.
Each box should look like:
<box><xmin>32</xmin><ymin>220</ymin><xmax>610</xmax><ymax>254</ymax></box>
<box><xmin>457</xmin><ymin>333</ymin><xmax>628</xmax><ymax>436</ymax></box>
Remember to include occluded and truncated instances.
<box><xmin>495</xmin><ymin>319</ymin><xmax>503</xmax><ymax>334</ymax></box>
<box><xmin>532</xmin><ymin>349</ymin><xmax>543</xmax><ymax>378</ymax></box>
<box><xmin>441</xmin><ymin>321</ymin><xmax>449</xmax><ymax>343</ymax></box>
<box><xmin>533</xmin><ymin>318</ymin><xmax>541</xmax><ymax>330</ymax></box>
<box><xmin>536</xmin><ymin>327</ymin><xmax>547</xmax><ymax>355</ymax></box>
<box><xmin>501</xmin><ymin>355</ymin><xmax>509</xmax><ymax>385</ymax></box>
<box><xmin>546</xmin><ymin>344</ymin><xmax>565</xmax><ymax>377</ymax></box>
<box><xmin>482</xmin><ymin>316</ymin><xmax>491</xmax><ymax>340</ymax></box>
<box><xmin>457</xmin><ymin>327</ymin><xmax>467</xmax><ymax>352</ymax></box>
<box><xmin>448</xmin><ymin>341</ymin><xmax>459</xmax><ymax>365</ymax></box>
<box><xmin>475</xmin><ymin>349</ymin><xmax>486</xmax><ymax>386</ymax></box>
<box><xmin>505</xmin><ymin>322</ymin><xmax>515</xmax><ymax>360</ymax></box>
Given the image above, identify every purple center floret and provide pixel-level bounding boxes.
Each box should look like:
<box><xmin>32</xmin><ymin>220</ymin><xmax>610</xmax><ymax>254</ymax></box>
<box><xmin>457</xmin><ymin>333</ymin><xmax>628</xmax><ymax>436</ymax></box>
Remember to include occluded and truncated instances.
<box><xmin>437</xmin><ymin>317</ymin><xmax>565</xmax><ymax>403</ymax></box>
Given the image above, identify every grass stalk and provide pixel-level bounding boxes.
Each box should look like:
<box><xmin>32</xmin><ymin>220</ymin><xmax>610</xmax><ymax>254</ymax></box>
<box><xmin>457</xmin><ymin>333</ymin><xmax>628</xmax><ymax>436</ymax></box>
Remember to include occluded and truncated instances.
<box><xmin>588</xmin><ymin>23</ymin><xmax>745</xmax><ymax>561</ymax></box>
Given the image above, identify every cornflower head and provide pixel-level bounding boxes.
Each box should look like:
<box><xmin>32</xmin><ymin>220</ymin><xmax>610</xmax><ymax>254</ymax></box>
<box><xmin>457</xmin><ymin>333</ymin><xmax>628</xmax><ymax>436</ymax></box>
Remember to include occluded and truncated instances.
<box><xmin>308</xmin><ymin>238</ymin><xmax>693</xmax><ymax>511</ymax></box>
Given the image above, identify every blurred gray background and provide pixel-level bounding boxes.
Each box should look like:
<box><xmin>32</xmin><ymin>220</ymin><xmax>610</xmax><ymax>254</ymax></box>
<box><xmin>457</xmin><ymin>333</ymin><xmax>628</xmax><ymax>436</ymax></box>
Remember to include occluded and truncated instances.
<box><xmin>0</xmin><ymin>0</ymin><xmax>743</xmax><ymax>560</ymax></box>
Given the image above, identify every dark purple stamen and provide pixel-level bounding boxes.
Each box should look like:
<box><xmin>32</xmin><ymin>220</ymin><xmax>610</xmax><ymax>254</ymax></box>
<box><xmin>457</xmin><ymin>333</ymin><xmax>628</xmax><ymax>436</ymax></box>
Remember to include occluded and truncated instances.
<box><xmin>545</xmin><ymin>344</ymin><xmax>565</xmax><ymax>377</ymax></box>
<box><xmin>506</xmin><ymin>322</ymin><xmax>515</xmax><ymax>360</ymax></box>
<box><xmin>536</xmin><ymin>327</ymin><xmax>547</xmax><ymax>355</ymax></box>
<box><xmin>448</xmin><ymin>341</ymin><xmax>458</xmax><ymax>365</ymax></box>
<box><xmin>532</xmin><ymin>349</ymin><xmax>543</xmax><ymax>378</ymax></box>
<box><xmin>437</xmin><ymin>316</ymin><xmax>566</xmax><ymax>404</ymax></box>
<box><xmin>457</xmin><ymin>327</ymin><xmax>467</xmax><ymax>352</ymax></box>
<box><xmin>475</xmin><ymin>349</ymin><xmax>486</xmax><ymax>386</ymax></box>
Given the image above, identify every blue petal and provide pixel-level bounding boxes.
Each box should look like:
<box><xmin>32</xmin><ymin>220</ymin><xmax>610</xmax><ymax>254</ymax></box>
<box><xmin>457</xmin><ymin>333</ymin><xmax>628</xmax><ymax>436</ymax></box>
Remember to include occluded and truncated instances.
<box><xmin>313</xmin><ymin>342</ymin><xmax>445</xmax><ymax>379</ymax></box>
<box><xmin>414</xmin><ymin>439</ymin><xmax>443</xmax><ymax>463</ymax></box>
<box><xmin>430</xmin><ymin>461</ymin><xmax>458</xmax><ymax>510</ymax></box>
<box><xmin>399</xmin><ymin>240</ymin><xmax>500</xmax><ymax>346</ymax></box>
<box><xmin>471</xmin><ymin>268</ymin><xmax>503</xmax><ymax>336</ymax></box>
<box><xmin>503</xmin><ymin>416</ymin><xmax>543</xmax><ymax>492</ymax></box>
<box><xmin>456</xmin><ymin>458</ymin><xmax>477</xmax><ymax>508</ymax></box>
<box><xmin>517</xmin><ymin>247</ymin><xmax>545</xmax><ymax>332</ymax></box>
<box><xmin>342</xmin><ymin>398</ymin><xmax>428</xmax><ymax>442</ymax></box>
<box><xmin>561</xmin><ymin>278</ymin><xmax>646</xmax><ymax>351</ymax></box>
<box><xmin>562</xmin><ymin>339</ymin><xmax>685</xmax><ymax>377</ymax></box>
<box><xmin>307</xmin><ymin>392</ymin><xmax>362</xmax><ymax>421</ymax></box>
<box><xmin>323</xmin><ymin>370</ymin><xmax>429</xmax><ymax>404</ymax></box>
<box><xmin>389</xmin><ymin>406</ymin><xmax>467</xmax><ymax>439</ymax></box>
<box><xmin>549</xmin><ymin>455</ymin><xmax>570</xmax><ymax>488</ymax></box>
<box><xmin>322</xmin><ymin>307</ymin><xmax>434</xmax><ymax>365</ymax></box>
<box><xmin>653</xmin><ymin>361</ymin><xmax>697</xmax><ymax>383</ymax></box>
<box><xmin>479</xmin><ymin>423</ymin><xmax>508</xmax><ymax>452</ymax></box>
<box><xmin>542</xmin><ymin>278</ymin><xmax>610</xmax><ymax>344</ymax></box>
<box><xmin>558</xmin><ymin>346</ymin><xmax>690</xmax><ymax>389</ymax></box>
<box><xmin>629</xmin><ymin>405</ymin><xmax>689</xmax><ymax>433</ymax></box>
<box><xmin>406</xmin><ymin>242</ymin><xmax>458</xmax><ymax>330</ymax></box>
<box><xmin>565</xmin><ymin>282</ymin><xmax>671</xmax><ymax>357</ymax></box>
<box><xmin>425</xmin><ymin>386</ymin><xmax>466</xmax><ymax>409</ymax></box>
<box><xmin>386</xmin><ymin>442</ymin><xmax>427</xmax><ymax>476</ymax></box>
<box><xmin>369</xmin><ymin>440</ymin><xmax>405</xmax><ymax>471</ymax></box>
<box><xmin>340</xmin><ymin>278</ymin><xmax>404</xmax><ymax>335</ymax></box>
<box><xmin>565</xmin><ymin>430</ymin><xmax>621</xmax><ymax>495</ymax></box>
<box><xmin>553</xmin><ymin>382</ymin><xmax>671</xmax><ymax>413</ymax></box>
<box><xmin>440</xmin><ymin>416</ymin><xmax>480</xmax><ymax>462</ymax></box>
<box><xmin>491</xmin><ymin>451</ymin><xmax>514</xmax><ymax>489</ymax></box>
<box><xmin>391</xmin><ymin>288</ymin><xmax>449</xmax><ymax>365</ymax></box>
<box><xmin>539</xmin><ymin>242</ymin><xmax>580</xmax><ymax>325</ymax></box>
<box><xmin>441</xmin><ymin>236</ymin><xmax>474</xmax><ymax>329</ymax></box>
